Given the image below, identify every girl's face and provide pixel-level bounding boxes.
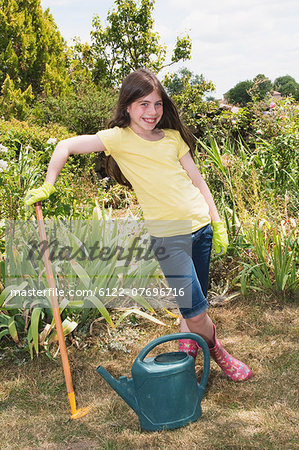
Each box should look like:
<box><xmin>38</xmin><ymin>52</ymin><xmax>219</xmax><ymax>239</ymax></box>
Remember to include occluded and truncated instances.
<box><xmin>127</xmin><ymin>90</ymin><xmax>163</xmax><ymax>134</ymax></box>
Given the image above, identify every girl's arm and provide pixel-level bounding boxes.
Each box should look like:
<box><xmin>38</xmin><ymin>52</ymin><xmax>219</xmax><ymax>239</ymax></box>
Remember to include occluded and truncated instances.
<box><xmin>25</xmin><ymin>135</ymin><xmax>106</xmax><ymax>206</ymax></box>
<box><xmin>46</xmin><ymin>134</ymin><xmax>106</xmax><ymax>185</ymax></box>
<box><xmin>179</xmin><ymin>151</ymin><xmax>221</xmax><ymax>222</ymax></box>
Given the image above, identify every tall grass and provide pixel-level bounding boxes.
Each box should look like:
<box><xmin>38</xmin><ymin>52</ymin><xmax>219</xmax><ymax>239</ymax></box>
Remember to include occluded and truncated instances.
<box><xmin>235</xmin><ymin>219</ymin><xmax>298</xmax><ymax>296</ymax></box>
<box><xmin>197</xmin><ymin>136</ymin><xmax>298</xmax><ymax>298</ymax></box>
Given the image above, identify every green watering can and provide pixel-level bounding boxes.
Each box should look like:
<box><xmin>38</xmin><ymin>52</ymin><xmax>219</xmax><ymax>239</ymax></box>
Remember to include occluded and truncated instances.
<box><xmin>96</xmin><ymin>333</ymin><xmax>210</xmax><ymax>431</ymax></box>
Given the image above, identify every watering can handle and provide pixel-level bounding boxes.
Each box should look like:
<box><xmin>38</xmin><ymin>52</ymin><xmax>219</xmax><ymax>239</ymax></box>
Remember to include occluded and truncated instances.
<box><xmin>135</xmin><ymin>332</ymin><xmax>210</xmax><ymax>400</ymax></box>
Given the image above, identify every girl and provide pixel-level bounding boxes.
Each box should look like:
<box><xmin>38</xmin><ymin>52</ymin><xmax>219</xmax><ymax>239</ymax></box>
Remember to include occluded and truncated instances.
<box><xmin>26</xmin><ymin>69</ymin><xmax>252</xmax><ymax>381</ymax></box>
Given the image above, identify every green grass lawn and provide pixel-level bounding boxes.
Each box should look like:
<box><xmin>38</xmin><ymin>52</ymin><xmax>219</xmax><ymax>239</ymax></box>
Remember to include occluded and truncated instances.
<box><xmin>0</xmin><ymin>296</ymin><xmax>298</xmax><ymax>449</ymax></box>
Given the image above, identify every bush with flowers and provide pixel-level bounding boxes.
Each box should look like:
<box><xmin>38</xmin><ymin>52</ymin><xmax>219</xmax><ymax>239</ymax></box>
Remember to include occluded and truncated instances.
<box><xmin>198</xmin><ymin>96</ymin><xmax>298</xmax><ymax>197</ymax></box>
<box><xmin>249</xmin><ymin>97</ymin><xmax>299</xmax><ymax>197</ymax></box>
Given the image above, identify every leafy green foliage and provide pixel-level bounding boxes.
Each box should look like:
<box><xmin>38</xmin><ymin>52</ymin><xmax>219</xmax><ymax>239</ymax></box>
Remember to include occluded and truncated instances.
<box><xmin>170</xmin><ymin>35</ymin><xmax>192</xmax><ymax>66</ymax></box>
<box><xmin>0</xmin><ymin>75</ymin><xmax>34</xmax><ymax>120</ymax></box>
<box><xmin>253</xmin><ymin>132</ymin><xmax>299</xmax><ymax>192</ymax></box>
<box><xmin>0</xmin><ymin>118</ymin><xmax>71</xmax><ymax>151</ymax></box>
<box><xmin>97</xmin><ymin>180</ymin><xmax>138</xmax><ymax>210</ymax></box>
<box><xmin>197</xmin><ymin>93</ymin><xmax>299</xmax><ymax>163</ymax></box>
<box><xmin>198</xmin><ymin>124</ymin><xmax>298</xmax><ymax>217</ymax></box>
<box><xmin>274</xmin><ymin>75</ymin><xmax>299</xmax><ymax>100</ymax></box>
<box><xmin>0</xmin><ymin>119</ymin><xmax>72</xmax><ymax>220</ymax></box>
<box><xmin>164</xmin><ymin>68</ymin><xmax>215</xmax><ymax>131</ymax></box>
<box><xmin>197</xmin><ymin>135</ymin><xmax>298</xmax><ymax>299</ymax></box>
<box><xmin>67</xmin><ymin>40</ymin><xmax>94</xmax><ymax>86</ymax></box>
<box><xmin>1</xmin><ymin>210</ymin><xmax>163</xmax><ymax>357</ymax></box>
<box><xmin>225</xmin><ymin>80</ymin><xmax>254</xmax><ymax>106</ymax></box>
<box><xmin>35</xmin><ymin>81</ymin><xmax>118</xmax><ymax>134</ymax></box>
<box><xmin>235</xmin><ymin>220</ymin><xmax>298</xmax><ymax>296</ymax></box>
<box><xmin>0</xmin><ymin>0</ymin><xmax>71</xmax><ymax>100</ymax></box>
<box><xmin>249</xmin><ymin>74</ymin><xmax>273</xmax><ymax>102</ymax></box>
<box><xmin>0</xmin><ymin>311</ymin><xmax>20</xmax><ymax>343</ymax></box>
<box><xmin>88</xmin><ymin>0</ymin><xmax>191</xmax><ymax>86</ymax></box>
<box><xmin>250</xmin><ymin>97</ymin><xmax>299</xmax><ymax>193</ymax></box>
<box><xmin>164</xmin><ymin>67</ymin><xmax>206</xmax><ymax>96</ymax></box>
<box><xmin>225</xmin><ymin>74</ymin><xmax>299</xmax><ymax>106</ymax></box>
<box><xmin>202</xmin><ymin>107</ymin><xmax>252</xmax><ymax>144</ymax></box>
<box><xmin>0</xmin><ymin>141</ymin><xmax>49</xmax><ymax>220</ymax></box>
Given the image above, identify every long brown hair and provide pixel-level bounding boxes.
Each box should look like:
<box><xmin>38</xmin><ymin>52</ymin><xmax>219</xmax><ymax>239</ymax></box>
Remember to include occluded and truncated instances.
<box><xmin>105</xmin><ymin>68</ymin><xmax>195</xmax><ymax>188</ymax></box>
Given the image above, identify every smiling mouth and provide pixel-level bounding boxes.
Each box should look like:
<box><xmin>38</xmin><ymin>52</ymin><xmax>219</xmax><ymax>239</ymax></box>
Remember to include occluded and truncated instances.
<box><xmin>143</xmin><ymin>118</ymin><xmax>157</xmax><ymax>124</ymax></box>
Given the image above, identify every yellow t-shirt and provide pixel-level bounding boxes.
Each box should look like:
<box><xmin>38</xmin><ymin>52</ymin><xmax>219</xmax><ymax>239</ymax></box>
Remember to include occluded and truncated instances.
<box><xmin>96</xmin><ymin>126</ymin><xmax>211</xmax><ymax>237</ymax></box>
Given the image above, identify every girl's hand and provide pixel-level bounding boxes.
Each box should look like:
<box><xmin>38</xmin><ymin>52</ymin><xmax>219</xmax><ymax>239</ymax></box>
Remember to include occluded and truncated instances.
<box><xmin>25</xmin><ymin>182</ymin><xmax>55</xmax><ymax>206</ymax></box>
<box><xmin>211</xmin><ymin>221</ymin><xmax>228</xmax><ymax>255</ymax></box>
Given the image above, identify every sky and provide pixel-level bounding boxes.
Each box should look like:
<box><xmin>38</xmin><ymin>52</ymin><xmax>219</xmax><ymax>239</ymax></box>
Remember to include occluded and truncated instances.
<box><xmin>41</xmin><ymin>0</ymin><xmax>299</xmax><ymax>99</ymax></box>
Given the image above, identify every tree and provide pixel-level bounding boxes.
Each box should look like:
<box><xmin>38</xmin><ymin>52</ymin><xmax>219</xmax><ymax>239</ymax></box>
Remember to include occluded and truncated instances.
<box><xmin>0</xmin><ymin>0</ymin><xmax>71</xmax><ymax>98</ymax></box>
<box><xmin>225</xmin><ymin>80</ymin><xmax>253</xmax><ymax>106</ymax></box>
<box><xmin>0</xmin><ymin>74</ymin><xmax>34</xmax><ymax>119</ymax></box>
<box><xmin>88</xmin><ymin>0</ymin><xmax>192</xmax><ymax>86</ymax></box>
<box><xmin>163</xmin><ymin>68</ymin><xmax>215</xmax><ymax>131</ymax></box>
<box><xmin>273</xmin><ymin>75</ymin><xmax>299</xmax><ymax>100</ymax></box>
<box><xmin>248</xmin><ymin>74</ymin><xmax>272</xmax><ymax>101</ymax></box>
<box><xmin>164</xmin><ymin>67</ymin><xmax>205</xmax><ymax>96</ymax></box>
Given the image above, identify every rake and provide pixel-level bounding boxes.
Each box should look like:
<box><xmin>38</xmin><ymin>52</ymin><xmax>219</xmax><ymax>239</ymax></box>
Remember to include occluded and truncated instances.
<box><xmin>34</xmin><ymin>201</ymin><xmax>90</xmax><ymax>419</ymax></box>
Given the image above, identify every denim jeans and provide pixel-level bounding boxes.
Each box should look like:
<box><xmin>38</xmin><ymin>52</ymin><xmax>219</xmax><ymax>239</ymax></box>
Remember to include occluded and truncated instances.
<box><xmin>150</xmin><ymin>223</ymin><xmax>213</xmax><ymax>319</ymax></box>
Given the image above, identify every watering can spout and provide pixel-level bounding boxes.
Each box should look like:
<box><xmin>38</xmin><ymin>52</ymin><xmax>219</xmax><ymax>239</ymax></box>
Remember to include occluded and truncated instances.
<box><xmin>96</xmin><ymin>365</ymin><xmax>139</xmax><ymax>413</ymax></box>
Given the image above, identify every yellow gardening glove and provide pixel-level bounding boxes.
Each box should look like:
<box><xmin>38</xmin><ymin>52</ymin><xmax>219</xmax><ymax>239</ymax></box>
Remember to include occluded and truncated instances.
<box><xmin>211</xmin><ymin>221</ymin><xmax>229</xmax><ymax>255</ymax></box>
<box><xmin>25</xmin><ymin>182</ymin><xmax>55</xmax><ymax>206</ymax></box>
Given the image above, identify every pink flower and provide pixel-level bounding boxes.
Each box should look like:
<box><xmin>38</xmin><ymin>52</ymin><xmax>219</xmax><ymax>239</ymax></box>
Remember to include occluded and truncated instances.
<box><xmin>270</xmin><ymin>102</ymin><xmax>275</xmax><ymax>109</ymax></box>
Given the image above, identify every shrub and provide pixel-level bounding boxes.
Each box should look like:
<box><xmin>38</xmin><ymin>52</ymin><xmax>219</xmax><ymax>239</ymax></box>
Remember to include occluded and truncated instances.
<box><xmin>32</xmin><ymin>81</ymin><xmax>117</xmax><ymax>134</ymax></box>
<box><xmin>234</xmin><ymin>219</ymin><xmax>298</xmax><ymax>297</ymax></box>
<box><xmin>0</xmin><ymin>118</ymin><xmax>71</xmax><ymax>152</ymax></box>
<box><xmin>0</xmin><ymin>119</ymin><xmax>102</xmax><ymax>221</ymax></box>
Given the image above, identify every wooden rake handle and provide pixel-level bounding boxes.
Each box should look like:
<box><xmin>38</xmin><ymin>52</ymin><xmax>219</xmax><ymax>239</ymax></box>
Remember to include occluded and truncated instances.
<box><xmin>34</xmin><ymin>202</ymin><xmax>90</xmax><ymax>418</ymax></box>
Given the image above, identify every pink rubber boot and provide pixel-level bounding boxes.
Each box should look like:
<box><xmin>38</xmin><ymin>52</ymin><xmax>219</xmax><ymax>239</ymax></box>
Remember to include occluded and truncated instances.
<box><xmin>209</xmin><ymin>325</ymin><xmax>253</xmax><ymax>381</ymax></box>
<box><xmin>178</xmin><ymin>339</ymin><xmax>198</xmax><ymax>360</ymax></box>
